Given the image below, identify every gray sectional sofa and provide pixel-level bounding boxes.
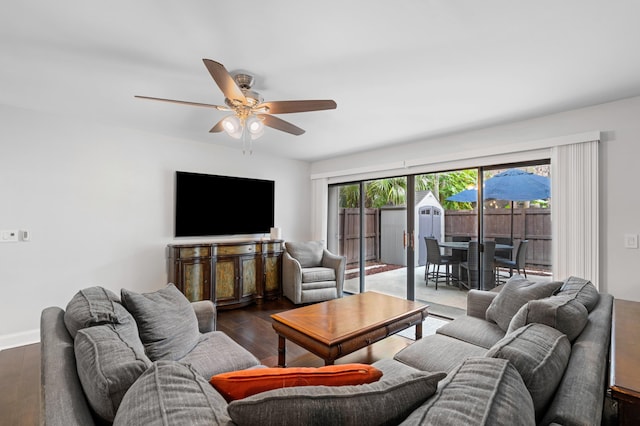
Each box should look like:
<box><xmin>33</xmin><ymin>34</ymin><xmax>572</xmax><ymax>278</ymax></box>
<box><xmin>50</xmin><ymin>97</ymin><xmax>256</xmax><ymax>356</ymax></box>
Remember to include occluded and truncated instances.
<box><xmin>41</xmin><ymin>276</ymin><xmax>613</xmax><ymax>425</ymax></box>
<box><xmin>394</xmin><ymin>275</ymin><xmax>613</xmax><ymax>425</ymax></box>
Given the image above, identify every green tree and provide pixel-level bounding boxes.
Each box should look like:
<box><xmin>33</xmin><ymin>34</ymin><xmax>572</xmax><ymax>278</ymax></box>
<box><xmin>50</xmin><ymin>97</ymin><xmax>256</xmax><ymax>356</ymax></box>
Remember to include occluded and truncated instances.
<box><xmin>339</xmin><ymin>169</ymin><xmax>477</xmax><ymax>209</ymax></box>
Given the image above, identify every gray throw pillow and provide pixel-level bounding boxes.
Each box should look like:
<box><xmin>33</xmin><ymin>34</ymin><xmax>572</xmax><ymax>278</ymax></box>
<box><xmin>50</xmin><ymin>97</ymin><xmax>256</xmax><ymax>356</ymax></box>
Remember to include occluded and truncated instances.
<box><xmin>113</xmin><ymin>361</ymin><xmax>231</xmax><ymax>426</ymax></box>
<box><xmin>74</xmin><ymin>321</ymin><xmax>152</xmax><ymax>422</ymax></box>
<box><xmin>227</xmin><ymin>370</ymin><xmax>446</xmax><ymax>426</ymax></box>
<box><xmin>121</xmin><ymin>284</ymin><xmax>200</xmax><ymax>361</ymax></box>
<box><xmin>507</xmin><ymin>295</ymin><xmax>589</xmax><ymax>342</ymax></box>
<box><xmin>401</xmin><ymin>357</ymin><xmax>535</xmax><ymax>426</ymax></box>
<box><xmin>554</xmin><ymin>276</ymin><xmax>599</xmax><ymax>312</ymax></box>
<box><xmin>285</xmin><ymin>241</ymin><xmax>324</xmax><ymax>268</ymax></box>
<box><xmin>485</xmin><ymin>275</ymin><xmax>563</xmax><ymax>331</ymax></box>
<box><xmin>486</xmin><ymin>323</ymin><xmax>571</xmax><ymax>420</ymax></box>
<box><xmin>64</xmin><ymin>286</ymin><xmax>133</xmax><ymax>338</ymax></box>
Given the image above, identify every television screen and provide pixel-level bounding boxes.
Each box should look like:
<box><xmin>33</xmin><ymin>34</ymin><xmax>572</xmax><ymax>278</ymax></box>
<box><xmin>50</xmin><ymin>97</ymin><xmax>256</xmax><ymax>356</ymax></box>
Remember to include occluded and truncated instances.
<box><xmin>175</xmin><ymin>171</ymin><xmax>275</xmax><ymax>237</ymax></box>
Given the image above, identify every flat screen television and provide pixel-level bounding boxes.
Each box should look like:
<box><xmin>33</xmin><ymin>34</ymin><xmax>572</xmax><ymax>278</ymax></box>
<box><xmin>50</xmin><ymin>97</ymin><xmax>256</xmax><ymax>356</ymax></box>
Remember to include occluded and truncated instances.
<box><xmin>175</xmin><ymin>171</ymin><xmax>275</xmax><ymax>237</ymax></box>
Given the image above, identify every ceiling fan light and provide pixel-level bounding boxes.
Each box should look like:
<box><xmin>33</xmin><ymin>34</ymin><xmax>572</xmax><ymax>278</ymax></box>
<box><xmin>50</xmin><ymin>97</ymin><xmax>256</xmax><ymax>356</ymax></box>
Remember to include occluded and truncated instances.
<box><xmin>222</xmin><ymin>115</ymin><xmax>242</xmax><ymax>139</ymax></box>
<box><xmin>246</xmin><ymin>115</ymin><xmax>263</xmax><ymax>133</ymax></box>
<box><xmin>246</xmin><ymin>115</ymin><xmax>265</xmax><ymax>139</ymax></box>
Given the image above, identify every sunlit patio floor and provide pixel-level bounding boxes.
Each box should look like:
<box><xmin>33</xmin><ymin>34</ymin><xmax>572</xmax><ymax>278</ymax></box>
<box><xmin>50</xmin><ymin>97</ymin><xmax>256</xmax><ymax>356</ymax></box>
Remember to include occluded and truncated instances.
<box><xmin>344</xmin><ymin>266</ymin><xmax>552</xmax><ymax>319</ymax></box>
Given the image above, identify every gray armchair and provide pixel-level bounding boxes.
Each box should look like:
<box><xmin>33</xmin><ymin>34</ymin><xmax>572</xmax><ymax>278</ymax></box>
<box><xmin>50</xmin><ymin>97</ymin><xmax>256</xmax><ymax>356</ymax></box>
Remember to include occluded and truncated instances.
<box><xmin>282</xmin><ymin>240</ymin><xmax>346</xmax><ymax>304</ymax></box>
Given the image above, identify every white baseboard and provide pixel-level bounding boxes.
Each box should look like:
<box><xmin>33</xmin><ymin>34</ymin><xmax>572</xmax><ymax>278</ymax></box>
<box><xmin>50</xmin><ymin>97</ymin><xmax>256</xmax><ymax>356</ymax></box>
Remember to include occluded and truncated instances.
<box><xmin>0</xmin><ymin>329</ymin><xmax>40</xmax><ymax>350</ymax></box>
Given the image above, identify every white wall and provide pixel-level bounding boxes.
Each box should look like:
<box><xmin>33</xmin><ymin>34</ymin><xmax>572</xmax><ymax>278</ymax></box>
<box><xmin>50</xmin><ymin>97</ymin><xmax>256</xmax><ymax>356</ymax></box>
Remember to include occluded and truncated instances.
<box><xmin>0</xmin><ymin>105</ymin><xmax>312</xmax><ymax>348</ymax></box>
<box><xmin>312</xmin><ymin>95</ymin><xmax>640</xmax><ymax>303</ymax></box>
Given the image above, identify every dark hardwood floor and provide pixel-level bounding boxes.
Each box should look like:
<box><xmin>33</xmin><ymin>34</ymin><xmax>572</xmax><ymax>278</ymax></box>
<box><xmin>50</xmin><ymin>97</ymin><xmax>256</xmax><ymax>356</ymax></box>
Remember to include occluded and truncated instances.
<box><xmin>0</xmin><ymin>297</ymin><xmax>412</xmax><ymax>425</ymax></box>
<box><xmin>0</xmin><ymin>342</ymin><xmax>40</xmax><ymax>426</ymax></box>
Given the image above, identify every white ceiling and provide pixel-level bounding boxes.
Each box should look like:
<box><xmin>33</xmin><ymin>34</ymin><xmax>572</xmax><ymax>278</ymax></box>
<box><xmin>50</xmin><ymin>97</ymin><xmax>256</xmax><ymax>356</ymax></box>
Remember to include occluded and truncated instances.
<box><xmin>3</xmin><ymin>1</ymin><xmax>640</xmax><ymax>161</ymax></box>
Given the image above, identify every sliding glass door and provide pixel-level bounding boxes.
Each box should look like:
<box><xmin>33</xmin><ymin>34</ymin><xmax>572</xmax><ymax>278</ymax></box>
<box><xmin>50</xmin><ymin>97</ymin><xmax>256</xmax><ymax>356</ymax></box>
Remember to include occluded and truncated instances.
<box><xmin>327</xmin><ymin>160</ymin><xmax>552</xmax><ymax>311</ymax></box>
<box><xmin>328</xmin><ymin>178</ymin><xmax>410</xmax><ymax>297</ymax></box>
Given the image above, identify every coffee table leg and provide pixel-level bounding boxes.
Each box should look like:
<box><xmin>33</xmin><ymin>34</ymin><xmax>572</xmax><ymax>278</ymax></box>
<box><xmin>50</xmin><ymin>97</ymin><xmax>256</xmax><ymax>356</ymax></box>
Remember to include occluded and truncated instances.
<box><xmin>415</xmin><ymin>322</ymin><xmax>423</xmax><ymax>340</ymax></box>
<box><xmin>277</xmin><ymin>335</ymin><xmax>286</xmax><ymax>367</ymax></box>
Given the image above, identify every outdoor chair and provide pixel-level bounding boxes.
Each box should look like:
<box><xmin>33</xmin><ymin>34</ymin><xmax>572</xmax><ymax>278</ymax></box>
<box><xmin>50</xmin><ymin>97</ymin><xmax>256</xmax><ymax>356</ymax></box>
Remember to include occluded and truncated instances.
<box><xmin>282</xmin><ymin>240</ymin><xmax>346</xmax><ymax>305</ymax></box>
<box><xmin>494</xmin><ymin>237</ymin><xmax>513</xmax><ymax>260</ymax></box>
<box><xmin>495</xmin><ymin>239</ymin><xmax>529</xmax><ymax>281</ymax></box>
<box><xmin>424</xmin><ymin>237</ymin><xmax>460</xmax><ymax>290</ymax></box>
<box><xmin>459</xmin><ymin>241</ymin><xmax>496</xmax><ymax>290</ymax></box>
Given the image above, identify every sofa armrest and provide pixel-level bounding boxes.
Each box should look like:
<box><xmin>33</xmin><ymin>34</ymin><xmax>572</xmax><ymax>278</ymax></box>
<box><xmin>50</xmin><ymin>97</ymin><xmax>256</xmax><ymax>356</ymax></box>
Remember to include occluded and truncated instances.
<box><xmin>322</xmin><ymin>249</ymin><xmax>346</xmax><ymax>296</ymax></box>
<box><xmin>466</xmin><ymin>290</ymin><xmax>498</xmax><ymax>319</ymax></box>
<box><xmin>41</xmin><ymin>307</ymin><xmax>96</xmax><ymax>426</ymax></box>
<box><xmin>191</xmin><ymin>300</ymin><xmax>216</xmax><ymax>333</ymax></box>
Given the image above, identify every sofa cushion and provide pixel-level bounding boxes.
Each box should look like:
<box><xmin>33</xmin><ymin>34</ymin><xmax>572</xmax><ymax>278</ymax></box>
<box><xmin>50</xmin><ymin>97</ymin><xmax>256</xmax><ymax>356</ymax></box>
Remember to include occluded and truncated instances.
<box><xmin>554</xmin><ymin>276</ymin><xmax>599</xmax><ymax>312</ymax></box>
<box><xmin>436</xmin><ymin>315</ymin><xmax>505</xmax><ymax>349</ymax></box>
<box><xmin>486</xmin><ymin>323</ymin><xmax>571</xmax><ymax>420</ymax></box>
<box><xmin>227</xmin><ymin>370</ymin><xmax>445</xmax><ymax>426</ymax></box>
<box><xmin>121</xmin><ymin>284</ymin><xmax>200</xmax><ymax>361</ymax></box>
<box><xmin>211</xmin><ymin>364</ymin><xmax>383</xmax><ymax>402</ymax></box>
<box><xmin>178</xmin><ymin>331</ymin><xmax>261</xmax><ymax>379</ymax></box>
<box><xmin>394</xmin><ymin>333</ymin><xmax>488</xmax><ymax>373</ymax></box>
<box><xmin>74</xmin><ymin>321</ymin><xmax>152</xmax><ymax>422</ymax></box>
<box><xmin>507</xmin><ymin>295</ymin><xmax>589</xmax><ymax>342</ymax></box>
<box><xmin>400</xmin><ymin>357</ymin><xmax>535</xmax><ymax>426</ymax></box>
<box><xmin>485</xmin><ymin>275</ymin><xmax>563</xmax><ymax>331</ymax></box>
<box><xmin>301</xmin><ymin>266</ymin><xmax>336</xmax><ymax>282</ymax></box>
<box><xmin>113</xmin><ymin>360</ymin><xmax>231</xmax><ymax>426</ymax></box>
<box><xmin>64</xmin><ymin>286</ymin><xmax>132</xmax><ymax>338</ymax></box>
<box><xmin>285</xmin><ymin>240</ymin><xmax>324</xmax><ymax>268</ymax></box>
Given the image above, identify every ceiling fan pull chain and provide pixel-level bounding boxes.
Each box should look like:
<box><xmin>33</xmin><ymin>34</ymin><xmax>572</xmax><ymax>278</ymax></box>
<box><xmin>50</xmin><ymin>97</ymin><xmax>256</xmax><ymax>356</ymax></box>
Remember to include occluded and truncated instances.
<box><xmin>242</xmin><ymin>123</ymin><xmax>253</xmax><ymax>155</ymax></box>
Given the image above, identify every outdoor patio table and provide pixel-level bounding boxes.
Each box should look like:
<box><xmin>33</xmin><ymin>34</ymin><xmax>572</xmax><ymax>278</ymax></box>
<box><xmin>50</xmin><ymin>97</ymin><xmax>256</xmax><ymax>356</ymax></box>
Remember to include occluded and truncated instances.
<box><xmin>438</xmin><ymin>241</ymin><xmax>512</xmax><ymax>251</ymax></box>
<box><xmin>437</xmin><ymin>241</ymin><xmax>512</xmax><ymax>285</ymax></box>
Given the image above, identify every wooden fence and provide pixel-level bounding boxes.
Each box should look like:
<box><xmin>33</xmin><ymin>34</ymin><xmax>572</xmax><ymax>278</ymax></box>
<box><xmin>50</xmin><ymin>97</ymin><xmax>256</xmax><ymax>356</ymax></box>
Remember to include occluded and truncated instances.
<box><xmin>338</xmin><ymin>207</ymin><xmax>551</xmax><ymax>271</ymax></box>
<box><xmin>444</xmin><ymin>208</ymin><xmax>551</xmax><ymax>270</ymax></box>
<box><xmin>337</xmin><ymin>208</ymin><xmax>379</xmax><ymax>265</ymax></box>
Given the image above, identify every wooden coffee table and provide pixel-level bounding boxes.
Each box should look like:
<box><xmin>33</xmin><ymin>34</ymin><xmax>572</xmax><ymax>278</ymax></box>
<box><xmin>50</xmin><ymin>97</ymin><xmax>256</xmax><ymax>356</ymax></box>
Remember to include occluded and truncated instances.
<box><xmin>271</xmin><ymin>291</ymin><xmax>428</xmax><ymax>367</ymax></box>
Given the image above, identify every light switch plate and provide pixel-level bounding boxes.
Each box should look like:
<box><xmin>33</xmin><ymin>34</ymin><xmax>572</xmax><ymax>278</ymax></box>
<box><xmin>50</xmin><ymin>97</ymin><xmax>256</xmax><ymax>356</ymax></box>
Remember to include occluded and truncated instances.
<box><xmin>624</xmin><ymin>234</ymin><xmax>638</xmax><ymax>249</ymax></box>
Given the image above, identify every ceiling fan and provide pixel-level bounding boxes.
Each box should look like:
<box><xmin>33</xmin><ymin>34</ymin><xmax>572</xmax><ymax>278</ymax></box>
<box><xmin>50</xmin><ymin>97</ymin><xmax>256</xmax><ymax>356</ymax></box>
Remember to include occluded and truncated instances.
<box><xmin>136</xmin><ymin>59</ymin><xmax>337</xmax><ymax>152</ymax></box>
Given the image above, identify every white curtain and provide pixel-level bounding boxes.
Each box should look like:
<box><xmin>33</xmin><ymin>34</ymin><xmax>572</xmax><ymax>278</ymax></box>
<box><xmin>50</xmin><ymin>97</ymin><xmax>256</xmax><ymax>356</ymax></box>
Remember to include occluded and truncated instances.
<box><xmin>310</xmin><ymin>177</ymin><xmax>328</xmax><ymax>242</ymax></box>
<box><xmin>551</xmin><ymin>140</ymin><xmax>600</xmax><ymax>287</ymax></box>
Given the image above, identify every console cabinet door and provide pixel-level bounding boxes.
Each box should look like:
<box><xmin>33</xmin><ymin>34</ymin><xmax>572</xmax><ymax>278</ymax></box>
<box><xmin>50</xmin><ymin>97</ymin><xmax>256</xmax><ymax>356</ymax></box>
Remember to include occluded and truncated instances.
<box><xmin>263</xmin><ymin>253</ymin><xmax>282</xmax><ymax>297</ymax></box>
<box><xmin>214</xmin><ymin>256</ymin><xmax>239</xmax><ymax>306</ymax></box>
<box><xmin>241</xmin><ymin>255</ymin><xmax>258</xmax><ymax>299</ymax></box>
<box><xmin>167</xmin><ymin>245</ymin><xmax>212</xmax><ymax>302</ymax></box>
<box><xmin>180</xmin><ymin>259</ymin><xmax>211</xmax><ymax>302</ymax></box>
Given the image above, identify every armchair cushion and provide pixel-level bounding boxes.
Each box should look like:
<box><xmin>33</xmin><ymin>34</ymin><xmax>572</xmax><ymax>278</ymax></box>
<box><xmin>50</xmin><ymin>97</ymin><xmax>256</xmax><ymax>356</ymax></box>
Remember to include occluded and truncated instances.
<box><xmin>121</xmin><ymin>284</ymin><xmax>200</xmax><ymax>361</ymax></box>
<box><xmin>301</xmin><ymin>267</ymin><xmax>336</xmax><ymax>283</ymax></box>
<box><xmin>285</xmin><ymin>241</ymin><xmax>324</xmax><ymax>268</ymax></box>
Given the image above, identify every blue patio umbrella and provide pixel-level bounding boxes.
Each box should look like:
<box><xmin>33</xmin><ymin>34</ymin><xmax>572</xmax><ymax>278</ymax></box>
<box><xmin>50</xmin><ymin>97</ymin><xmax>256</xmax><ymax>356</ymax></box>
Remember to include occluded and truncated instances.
<box><xmin>446</xmin><ymin>168</ymin><xmax>550</xmax><ymax>241</ymax></box>
<box><xmin>446</xmin><ymin>188</ymin><xmax>478</xmax><ymax>203</ymax></box>
<box><xmin>484</xmin><ymin>168</ymin><xmax>550</xmax><ymax>201</ymax></box>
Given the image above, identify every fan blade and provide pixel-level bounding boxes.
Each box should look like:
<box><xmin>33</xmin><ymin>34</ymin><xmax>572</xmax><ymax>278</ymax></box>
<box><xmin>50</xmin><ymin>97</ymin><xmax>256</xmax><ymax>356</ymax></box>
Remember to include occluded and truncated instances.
<box><xmin>135</xmin><ymin>95</ymin><xmax>228</xmax><ymax>110</ymax></box>
<box><xmin>202</xmin><ymin>59</ymin><xmax>246</xmax><ymax>104</ymax></box>
<box><xmin>258</xmin><ymin>114</ymin><xmax>305</xmax><ymax>136</ymax></box>
<box><xmin>210</xmin><ymin>118</ymin><xmax>225</xmax><ymax>133</ymax></box>
<box><xmin>257</xmin><ymin>100</ymin><xmax>337</xmax><ymax>114</ymax></box>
